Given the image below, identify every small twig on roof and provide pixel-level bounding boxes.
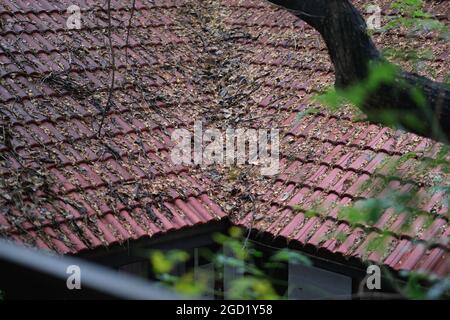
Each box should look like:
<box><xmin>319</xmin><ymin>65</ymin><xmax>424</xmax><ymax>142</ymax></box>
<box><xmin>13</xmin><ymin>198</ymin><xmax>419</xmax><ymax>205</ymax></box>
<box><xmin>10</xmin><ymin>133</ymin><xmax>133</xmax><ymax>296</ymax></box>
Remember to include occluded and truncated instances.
<box><xmin>242</xmin><ymin>194</ymin><xmax>256</xmax><ymax>250</ymax></box>
<box><xmin>239</xmin><ymin>113</ymin><xmax>280</xmax><ymax>123</ymax></box>
<box><xmin>97</xmin><ymin>0</ymin><xmax>116</xmax><ymax>137</ymax></box>
<box><xmin>125</xmin><ymin>0</ymin><xmax>136</xmax><ymax>65</ymax></box>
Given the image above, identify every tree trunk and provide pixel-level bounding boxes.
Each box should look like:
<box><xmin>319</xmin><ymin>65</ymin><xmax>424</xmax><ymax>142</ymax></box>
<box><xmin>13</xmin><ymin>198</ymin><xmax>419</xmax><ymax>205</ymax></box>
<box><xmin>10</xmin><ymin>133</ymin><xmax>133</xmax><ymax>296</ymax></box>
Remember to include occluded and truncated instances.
<box><xmin>267</xmin><ymin>0</ymin><xmax>450</xmax><ymax>142</ymax></box>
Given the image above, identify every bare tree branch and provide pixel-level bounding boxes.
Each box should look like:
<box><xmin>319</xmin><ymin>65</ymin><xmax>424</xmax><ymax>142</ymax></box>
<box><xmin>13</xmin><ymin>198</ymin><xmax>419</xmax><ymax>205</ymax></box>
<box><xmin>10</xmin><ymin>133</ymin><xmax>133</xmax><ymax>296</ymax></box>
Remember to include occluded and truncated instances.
<box><xmin>97</xmin><ymin>0</ymin><xmax>116</xmax><ymax>137</ymax></box>
<box><xmin>125</xmin><ymin>0</ymin><xmax>136</xmax><ymax>65</ymax></box>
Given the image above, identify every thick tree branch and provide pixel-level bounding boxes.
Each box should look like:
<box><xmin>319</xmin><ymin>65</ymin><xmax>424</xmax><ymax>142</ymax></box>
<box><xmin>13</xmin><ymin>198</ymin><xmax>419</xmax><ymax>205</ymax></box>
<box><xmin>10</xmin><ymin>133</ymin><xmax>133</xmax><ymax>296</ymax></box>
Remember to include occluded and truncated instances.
<box><xmin>267</xmin><ymin>0</ymin><xmax>450</xmax><ymax>142</ymax></box>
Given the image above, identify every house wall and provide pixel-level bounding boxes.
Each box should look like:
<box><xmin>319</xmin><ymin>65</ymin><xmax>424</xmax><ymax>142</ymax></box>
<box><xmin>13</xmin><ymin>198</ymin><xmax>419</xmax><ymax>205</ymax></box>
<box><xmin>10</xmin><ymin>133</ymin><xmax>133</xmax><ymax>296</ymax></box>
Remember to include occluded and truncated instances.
<box><xmin>76</xmin><ymin>223</ymin><xmax>383</xmax><ymax>300</ymax></box>
<box><xmin>288</xmin><ymin>263</ymin><xmax>352</xmax><ymax>299</ymax></box>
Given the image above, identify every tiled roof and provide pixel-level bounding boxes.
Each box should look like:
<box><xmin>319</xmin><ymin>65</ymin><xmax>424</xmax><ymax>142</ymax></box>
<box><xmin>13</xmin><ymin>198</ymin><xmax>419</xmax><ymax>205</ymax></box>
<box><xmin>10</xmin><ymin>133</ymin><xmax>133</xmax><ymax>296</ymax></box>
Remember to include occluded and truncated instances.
<box><xmin>0</xmin><ymin>0</ymin><xmax>449</xmax><ymax>277</ymax></box>
<box><xmin>226</xmin><ymin>0</ymin><xmax>450</xmax><ymax>277</ymax></box>
<box><xmin>0</xmin><ymin>0</ymin><xmax>227</xmax><ymax>254</ymax></box>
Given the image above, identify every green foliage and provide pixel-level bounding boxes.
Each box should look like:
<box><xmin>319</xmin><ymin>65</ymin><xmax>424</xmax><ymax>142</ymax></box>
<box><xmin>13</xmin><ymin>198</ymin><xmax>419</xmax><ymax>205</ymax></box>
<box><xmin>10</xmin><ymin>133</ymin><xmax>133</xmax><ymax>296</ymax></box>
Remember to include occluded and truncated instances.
<box><xmin>213</xmin><ymin>228</ymin><xmax>284</xmax><ymax>298</ymax></box>
<box><xmin>314</xmin><ymin>62</ymin><xmax>398</xmax><ymax>112</ymax></box>
<box><xmin>227</xmin><ymin>276</ymin><xmax>279</xmax><ymax>300</ymax></box>
<box><xmin>335</xmin><ymin>232</ymin><xmax>348</xmax><ymax>243</ymax></box>
<box><xmin>292</xmin><ymin>205</ymin><xmax>319</xmax><ymax>219</ymax></box>
<box><xmin>147</xmin><ymin>227</ymin><xmax>312</xmax><ymax>299</ymax></box>
<box><xmin>174</xmin><ymin>272</ymin><xmax>208</xmax><ymax>296</ymax></box>
<box><xmin>150</xmin><ymin>250</ymin><xmax>190</xmax><ymax>274</ymax></box>
<box><xmin>303</xmin><ymin>209</ymin><xmax>318</xmax><ymax>219</ymax></box>
<box><xmin>314</xmin><ymin>0</ymin><xmax>449</xmax><ymax>299</ymax></box>
<box><xmin>315</xmin><ymin>61</ymin><xmax>445</xmax><ymax>138</ymax></box>
<box><xmin>391</xmin><ymin>0</ymin><xmax>429</xmax><ymax>19</ymax></box>
<box><xmin>333</xmin><ymin>139</ymin><xmax>449</xmax><ymax>299</ymax></box>
<box><xmin>322</xmin><ymin>70</ymin><xmax>445</xmax><ymax>143</ymax></box>
<box><xmin>386</xmin><ymin>0</ymin><xmax>448</xmax><ymax>34</ymax></box>
<box><xmin>435</xmin><ymin>145</ymin><xmax>450</xmax><ymax>171</ymax></box>
<box><xmin>382</xmin><ymin>48</ymin><xmax>434</xmax><ymax>62</ymax></box>
<box><xmin>365</xmin><ymin>233</ymin><xmax>390</xmax><ymax>254</ymax></box>
<box><xmin>408</xmin><ymin>86</ymin><xmax>427</xmax><ymax>108</ymax></box>
<box><xmin>339</xmin><ymin>198</ymin><xmax>386</xmax><ymax>225</ymax></box>
<box><xmin>382</xmin><ymin>47</ymin><xmax>436</xmax><ymax>75</ymax></box>
<box><xmin>292</xmin><ymin>107</ymin><xmax>320</xmax><ymax>125</ymax></box>
<box><xmin>338</xmin><ymin>190</ymin><xmax>427</xmax><ymax>230</ymax></box>
<box><xmin>269</xmin><ymin>248</ymin><xmax>312</xmax><ymax>267</ymax></box>
<box><xmin>401</xmin><ymin>272</ymin><xmax>429</xmax><ymax>299</ymax></box>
